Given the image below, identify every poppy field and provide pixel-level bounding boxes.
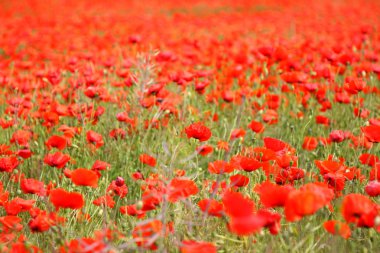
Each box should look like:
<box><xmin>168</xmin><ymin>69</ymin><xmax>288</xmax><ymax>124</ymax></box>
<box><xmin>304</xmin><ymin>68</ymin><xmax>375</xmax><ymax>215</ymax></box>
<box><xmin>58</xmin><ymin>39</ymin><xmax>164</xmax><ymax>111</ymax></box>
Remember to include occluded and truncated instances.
<box><xmin>1</xmin><ymin>0</ymin><xmax>380</xmax><ymax>252</ymax></box>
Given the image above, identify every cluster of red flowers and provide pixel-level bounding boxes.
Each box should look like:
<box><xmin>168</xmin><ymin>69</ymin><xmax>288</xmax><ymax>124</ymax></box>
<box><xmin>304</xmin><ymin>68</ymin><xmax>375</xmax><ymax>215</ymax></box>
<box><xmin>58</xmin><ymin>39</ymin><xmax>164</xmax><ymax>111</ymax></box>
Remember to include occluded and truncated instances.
<box><xmin>0</xmin><ymin>0</ymin><xmax>379</xmax><ymax>252</ymax></box>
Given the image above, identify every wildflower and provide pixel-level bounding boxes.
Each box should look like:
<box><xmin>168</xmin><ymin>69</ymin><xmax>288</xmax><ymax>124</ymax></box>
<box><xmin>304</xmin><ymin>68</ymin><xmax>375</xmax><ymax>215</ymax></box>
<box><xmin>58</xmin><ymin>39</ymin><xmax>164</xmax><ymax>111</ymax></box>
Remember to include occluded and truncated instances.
<box><xmin>185</xmin><ymin>122</ymin><xmax>212</xmax><ymax>142</ymax></box>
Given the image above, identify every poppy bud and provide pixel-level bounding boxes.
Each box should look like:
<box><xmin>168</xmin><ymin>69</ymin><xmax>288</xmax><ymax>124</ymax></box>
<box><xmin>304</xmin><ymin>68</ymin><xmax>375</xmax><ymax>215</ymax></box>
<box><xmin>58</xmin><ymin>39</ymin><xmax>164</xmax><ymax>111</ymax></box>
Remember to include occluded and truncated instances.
<box><xmin>365</xmin><ymin>181</ymin><xmax>380</xmax><ymax>197</ymax></box>
<box><xmin>375</xmin><ymin>216</ymin><xmax>380</xmax><ymax>227</ymax></box>
<box><xmin>136</xmin><ymin>200</ymin><xmax>143</xmax><ymax>210</ymax></box>
<box><xmin>115</xmin><ymin>176</ymin><xmax>125</xmax><ymax>187</ymax></box>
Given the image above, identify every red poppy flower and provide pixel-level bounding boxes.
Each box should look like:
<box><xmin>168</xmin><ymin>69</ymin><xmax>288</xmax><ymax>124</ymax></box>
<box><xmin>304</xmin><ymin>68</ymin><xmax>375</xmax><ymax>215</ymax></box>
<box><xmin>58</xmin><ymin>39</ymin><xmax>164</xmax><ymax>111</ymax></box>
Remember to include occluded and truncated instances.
<box><xmin>302</xmin><ymin>136</ymin><xmax>318</xmax><ymax>151</ymax></box>
<box><xmin>198</xmin><ymin>199</ymin><xmax>224</xmax><ymax>217</ymax></box>
<box><xmin>285</xmin><ymin>191</ymin><xmax>321</xmax><ymax>222</ymax></box>
<box><xmin>139</xmin><ymin>154</ymin><xmax>156</xmax><ymax>167</ymax></box>
<box><xmin>248</xmin><ymin>120</ymin><xmax>265</xmax><ymax>133</ymax></box>
<box><xmin>285</xmin><ymin>183</ymin><xmax>334</xmax><ymax>222</ymax></box>
<box><xmin>10</xmin><ymin>242</ymin><xmax>41</xmax><ymax>252</ymax></box>
<box><xmin>109</xmin><ymin>128</ymin><xmax>126</xmax><ymax>139</ymax></box>
<box><xmin>230</xmin><ymin>174</ymin><xmax>249</xmax><ymax>187</ymax></box>
<box><xmin>354</xmin><ymin>107</ymin><xmax>370</xmax><ymax>119</ymax></box>
<box><xmin>42</xmin><ymin>112</ymin><xmax>59</xmax><ymax>128</ymax></box>
<box><xmin>323</xmin><ymin>220</ymin><xmax>351</xmax><ymax>239</ymax></box>
<box><xmin>276</xmin><ymin>154</ymin><xmax>298</xmax><ymax>168</ymax></box>
<box><xmin>359</xmin><ymin>153</ymin><xmax>379</xmax><ymax>166</ymax></box>
<box><xmin>230</xmin><ymin>128</ymin><xmax>246</xmax><ymax>140</ymax></box>
<box><xmin>17</xmin><ymin>148</ymin><xmax>33</xmax><ymax>159</ymax></box>
<box><xmin>58</xmin><ymin>125</ymin><xmax>79</xmax><ymax>138</ymax></box>
<box><xmin>107</xmin><ymin>180</ymin><xmax>128</xmax><ymax>198</ymax></box>
<box><xmin>71</xmin><ymin>168</ymin><xmax>99</xmax><ymax>188</ymax></box>
<box><xmin>20</xmin><ymin>178</ymin><xmax>46</xmax><ymax>196</ymax></box>
<box><xmin>60</xmin><ymin>238</ymin><xmax>107</xmax><ymax>253</ymax></box>
<box><xmin>28</xmin><ymin>215</ymin><xmax>50</xmax><ymax>233</ymax></box>
<box><xmin>132</xmin><ymin>220</ymin><xmax>162</xmax><ymax>250</ymax></box>
<box><xmin>180</xmin><ymin>240</ymin><xmax>217</xmax><ymax>253</ymax></box>
<box><xmin>369</xmin><ymin>164</ymin><xmax>380</xmax><ymax>181</ymax></box>
<box><xmin>223</xmin><ymin>189</ymin><xmax>255</xmax><ymax>214</ymax></box>
<box><xmin>344</xmin><ymin>77</ymin><xmax>366</xmax><ymax>95</ymax></box>
<box><xmin>239</xmin><ymin>156</ymin><xmax>262</xmax><ymax>172</ymax></box>
<box><xmin>0</xmin><ymin>189</ymin><xmax>9</xmax><ymax>207</ymax></box>
<box><xmin>120</xmin><ymin>204</ymin><xmax>146</xmax><ymax>219</ymax></box>
<box><xmin>0</xmin><ymin>145</ymin><xmax>12</xmax><ymax>156</ymax></box>
<box><xmin>255</xmin><ymin>181</ymin><xmax>294</xmax><ymax>208</ymax></box>
<box><xmin>10</xmin><ymin>130</ymin><xmax>32</xmax><ymax>146</ymax></box>
<box><xmin>319</xmin><ymin>137</ymin><xmax>332</xmax><ymax>146</ymax></box>
<box><xmin>63</xmin><ymin>168</ymin><xmax>72</xmax><ymax>178</ymax></box>
<box><xmin>222</xmin><ymin>90</ymin><xmax>234</xmax><ymax>102</ymax></box>
<box><xmin>43</xmin><ymin>152</ymin><xmax>70</xmax><ymax>169</ymax></box>
<box><xmin>209</xmin><ymin>180</ymin><xmax>228</xmax><ymax>194</ymax></box>
<box><xmin>323</xmin><ymin>173</ymin><xmax>346</xmax><ymax>191</ymax></box>
<box><xmin>0</xmin><ymin>118</ymin><xmax>14</xmax><ymax>129</ymax></box>
<box><xmin>45</xmin><ymin>135</ymin><xmax>67</xmax><ymax>150</ymax></box>
<box><xmin>281</xmin><ymin>71</ymin><xmax>308</xmax><ymax>83</ymax></box>
<box><xmin>141</xmin><ymin>189</ymin><xmax>162</xmax><ymax>210</ymax></box>
<box><xmin>0</xmin><ymin>156</ymin><xmax>19</xmax><ymax>172</ymax></box>
<box><xmin>222</xmin><ymin>190</ymin><xmax>265</xmax><ymax>235</ymax></box>
<box><xmin>50</xmin><ymin>188</ymin><xmax>84</xmax><ymax>210</ymax></box>
<box><xmin>196</xmin><ymin>145</ymin><xmax>213</xmax><ymax>156</ymax></box>
<box><xmin>29</xmin><ymin>210</ymin><xmax>63</xmax><ymax>233</ymax></box>
<box><xmin>115</xmin><ymin>111</ymin><xmax>127</xmax><ymax>122</ymax></box>
<box><xmin>185</xmin><ymin>122</ymin><xmax>212</xmax><ymax>142</ymax></box>
<box><xmin>208</xmin><ymin>160</ymin><xmax>235</xmax><ymax>174</ymax></box>
<box><xmin>132</xmin><ymin>171</ymin><xmax>144</xmax><ymax>181</ymax></box>
<box><xmin>257</xmin><ymin>209</ymin><xmax>282</xmax><ymax>235</ymax></box>
<box><xmin>194</xmin><ymin>81</ymin><xmax>210</xmax><ymax>94</ymax></box>
<box><xmin>93</xmin><ymin>195</ymin><xmax>115</xmax><ymax>208</ymax></box>
<box><xmin>369</xmin><ymin>118</ymin><xmax>380</xmax><ymax>126</ymax></box>
<box><xmin>315</xmin><ymin>115</ymin><xmax>330</xmax><ymax>126</ymax></box>
<box><xmin>253</xmin><ymin>147</ymin><xmax>277</xmax><ymax>161</ymax></box>
<box><xmin>329</xmin><ymin>130</ymin><xmax>346</xmax><ymax>143</ymax></box>
<box><xmin>92</xmin><ymin>160</ymin><xmax>111</xmax><ymax>171</ymax></box>
<box><xmin>264</xmin><ymin>137</ymin><xmax>294</xmax><ymax>156</ymax></box>
<box><xmin>262</xmin><ymin>109</ymin><xmax>278</xmax><ymax>124</ymax></box>
<box><xmin>362</xmin><ymin>125</ymin><xmax>380</xmax><ymax>143</ymax></box>
<box><xmin>167</xmin><ymin>178</ymin><xmax>198</xmax><ymax>202</ymax></box>
<box><xmin>86</xmin><ymin>130</ymin><xmax>104</xmax><ymax>148</ymax></box>
<box><xmin>342</xmin><ymin>193</ymin><xmax>378</xmax><ymax>228</ymax></box>
<box><xmin>275</xmin><ymin>166</ymin><xmax>305</xmax><ymax>184</ymax></box>
<box><xmin>315</xmin><ymin>158</ymin><xmax>345</xmax><ymax>175</ymax></box>
<box><xmin>5</xmin><ymin>197</ymin><xmax>36</xmax><ymax>215</ymax></box>
<box><xmin>0</xmin><ymin>216</ymin><xmax>23</xmax><ymax>232</ymax></box>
